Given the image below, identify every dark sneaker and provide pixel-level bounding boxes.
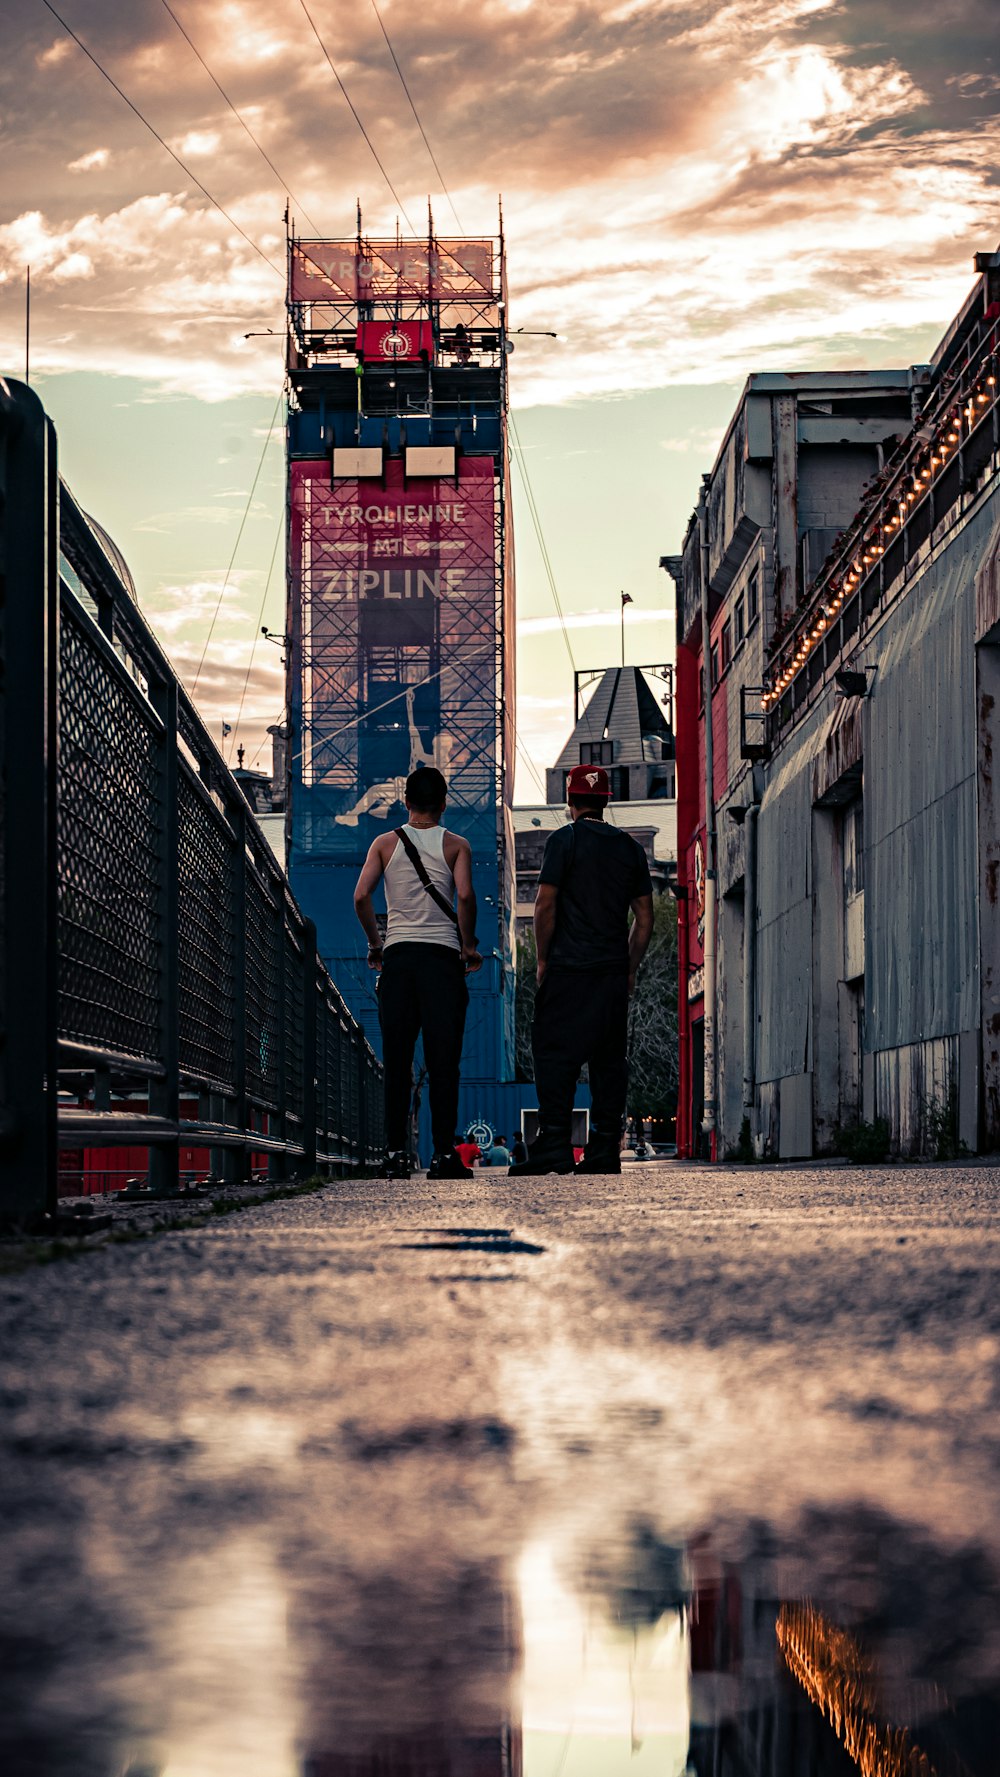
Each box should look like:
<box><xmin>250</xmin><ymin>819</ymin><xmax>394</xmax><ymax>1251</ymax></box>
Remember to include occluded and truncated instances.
<box><xmin>427</xmin><ymin>1149</ymin><xmax>474</xmax><ymax>1180</ymax></box>
<box><xmin>508</xmin><ymin>1144</ymin><xmax>576</xmax><ymax>1177</ymax></box>
<box><xmin>379</xmin><ymin>1150</ymin><xmax>411</xmax><ymax>1180</ymax></box>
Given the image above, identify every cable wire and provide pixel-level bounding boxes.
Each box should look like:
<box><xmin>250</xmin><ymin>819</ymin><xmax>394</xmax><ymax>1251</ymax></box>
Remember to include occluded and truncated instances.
<box><xmin>227</xmin><ymin>509</ymin><xmax>284</xmax><ymax>764</ymax></box>
<box><xmin>38</xmin><ymin>0</ymin><xmax>284</xmax><ymax>276</ymax></box>
<box><xmin>509</xmin><ymin>413</ymin><xmax>577</xmax><ymax>672</ymax></box>
<box><xmin>515</xmin><ymin>735</ymin><xmax>548</xmax><ymax>800</ymax></box>
<box><xmin>368</xmin><ymin>0</ymin><xmax>463</xmax><ymax>232</ymax></box>
<box><xmin>356</xmin><ymin>15</ymin><xmax>577</xmax><ymax>680</ymax></box>
<box><xmin>294</xmin><ymin>0</ymin><xmax>417</xmax><ymax>234</ymax></box>
<box><xmin>158</xmin><ymin>0</ymin><xmax>323</xmax><ymax>235</ymax></box>
<box><xmin>192</xmin><ymin>388</ymin><xmax>283</xmax><ymax>695</ymax></box>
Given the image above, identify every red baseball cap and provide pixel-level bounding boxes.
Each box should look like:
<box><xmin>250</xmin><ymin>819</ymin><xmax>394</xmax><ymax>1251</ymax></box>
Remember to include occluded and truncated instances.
<box><xmin>566</xmin><ymin>762</ymin><xmax>612</xmax><ymax>799</ymax></box>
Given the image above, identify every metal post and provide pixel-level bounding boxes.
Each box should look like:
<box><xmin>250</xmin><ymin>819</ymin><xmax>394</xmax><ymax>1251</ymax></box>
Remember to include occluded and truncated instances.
<box><xmin>269</xmin><ymin>893</ymin><xmax>288</xmax><ymax>1181</ymax></box>
<box><xmin>149</xmin><ymin>673</ymin><xmax>179</xmax><ymax>1196</ymax></box>
<box><xmin>742</xmin><ymin>805</ymin><xmax>758</xmax><ymax>1125</ymax></box>
<box><xmin>697</xmin><ymin>481</ymin><xmax>718</xmax><ymax>1159</ymax></box>
<box><xmin>302</xmin><ymin>919</ymin><xmax>318</xmax><ymax>1178</ymax></box>
<box><xmin>226</xmin><ymin>801</ymin><xmax>248</xmax><ymax>1185</ymax></box>
<box><xmin>0</xmin><ymin>380</ymin><xmax>58</xmax><ymax>1225</ymax></box>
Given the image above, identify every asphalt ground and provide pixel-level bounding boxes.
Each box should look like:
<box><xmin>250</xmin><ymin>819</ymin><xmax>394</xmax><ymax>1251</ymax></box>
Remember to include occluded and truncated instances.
<box><xmin>2</xmin><ymin>1162</ymin><xmax>1000</xmax><ymax>1774</ymax></box>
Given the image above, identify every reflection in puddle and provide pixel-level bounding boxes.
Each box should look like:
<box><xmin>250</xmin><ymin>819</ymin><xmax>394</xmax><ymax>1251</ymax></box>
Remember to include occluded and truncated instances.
<box><xmin>4</xmin><ymin>1508</ymin><xmax>1000</xmax><ymax>1774</ymax></box>
<box><xmin>519</xmin><ymin>1540</ymin><xmax>688</xmax><ymax>1771</ymax></box>
<box><xmin>135</xmin><ymin>1536</ymin><xmax>298</xmax><ymax>1777</ymax></box>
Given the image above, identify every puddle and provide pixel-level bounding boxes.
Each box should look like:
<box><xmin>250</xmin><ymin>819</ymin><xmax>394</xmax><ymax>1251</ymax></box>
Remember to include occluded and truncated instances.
<box><xmin>3</xmin><ymin>1188</ymin><xmax>1000</xmax><ymax>1774</ymax></box>
<box><xmin>396</xmin><ymin>1227</ymin><xmax>547</xmax><ymax>1254</ymax></box>
<box><xmin>4</xmin><ymin>1510</ymin><xmax>998</xmax><ymax>1774</ymax></box>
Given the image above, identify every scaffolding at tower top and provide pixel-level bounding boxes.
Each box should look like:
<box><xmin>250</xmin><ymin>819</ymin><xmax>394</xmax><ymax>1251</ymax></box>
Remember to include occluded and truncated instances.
<box><xmin>284</xmin><ymin>214</ymin><xmax>514</xmax><ymax>866</ymax></box>
<box><xmin>287</xmin><ymin>209</ymin><xmax>507</xmax><ymax>379</ymax></box>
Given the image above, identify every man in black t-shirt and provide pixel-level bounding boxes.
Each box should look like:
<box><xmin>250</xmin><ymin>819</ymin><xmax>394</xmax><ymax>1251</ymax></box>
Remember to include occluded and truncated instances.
<box><xmin>510</xmin><ymin>763</ymin><xmax>654</xmax><ymax>1177</ymax></box>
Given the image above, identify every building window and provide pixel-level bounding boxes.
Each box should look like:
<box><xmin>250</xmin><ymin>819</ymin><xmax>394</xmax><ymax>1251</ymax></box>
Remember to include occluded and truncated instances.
<box><xmin>580</xmin><ymin>740</ymin><xmax>613</xmax><ymax>765</ymax></box>
<box><xmin>734</xmin><ymin>594</ymin><xmax>745</xmax><ymax>650</ymax></box>
<box><xmin>721</xmin><ymin>620</ymin><xmax>732</xmax><ymax>674</ymax></box>
<box><xmin>747</xmin><ymin>567</ymin><xmax>760</xmax><ymax>627</ymax></box>
<box><xmin>711</xmin><ymin>642</ymin><xmax>721</xmax><ymax>686</ymax></box>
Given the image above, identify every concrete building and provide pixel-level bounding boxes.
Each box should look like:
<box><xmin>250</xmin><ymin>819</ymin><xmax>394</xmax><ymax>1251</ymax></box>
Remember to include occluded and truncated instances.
<box><xmin>666</xmin><ymin>249</ymin><xmax>1000</xmax><ymax>1159</ymax></box>
<box><xmin>545</xmin><ymin>664</ymin><xmax>676</xmax><ymax>805</ymax></box>
<box><xmin>515</xmin><ymin>666</ymin><xmax>676</xmax><ymax>928</ymax></box>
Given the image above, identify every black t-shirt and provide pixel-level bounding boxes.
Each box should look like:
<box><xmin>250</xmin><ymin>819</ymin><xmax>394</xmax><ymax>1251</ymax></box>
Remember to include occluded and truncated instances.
<box><xmin>538</xmin><ymin>817</ymin><xmax>653</xmax><ymax>969</ymax></box>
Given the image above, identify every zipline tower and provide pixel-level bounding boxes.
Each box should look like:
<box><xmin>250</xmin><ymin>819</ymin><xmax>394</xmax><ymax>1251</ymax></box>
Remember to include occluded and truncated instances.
<box><xmin>284</xmin><ymin>213</ymin><xmax>517</xmax><ymax>1123</ymax></box>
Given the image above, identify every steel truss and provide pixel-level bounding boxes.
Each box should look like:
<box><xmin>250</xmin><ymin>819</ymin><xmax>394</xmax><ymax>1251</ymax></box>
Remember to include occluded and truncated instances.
<box><xmin>285</xmin><ymin>220</ymin><xmax>513</xmax><ymax>869</ymax></box>
<box><xmin>288</xmin><ymin>220</ymin><xmax>507</xmax><ymax>374</ymax></box>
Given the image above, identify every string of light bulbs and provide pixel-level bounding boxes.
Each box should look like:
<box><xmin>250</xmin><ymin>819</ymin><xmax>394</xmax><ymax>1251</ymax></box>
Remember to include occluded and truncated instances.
<box><xmin>761</xmin><ymin>337</ymin><xmax>999</xmax><ymax>710</ymax></box>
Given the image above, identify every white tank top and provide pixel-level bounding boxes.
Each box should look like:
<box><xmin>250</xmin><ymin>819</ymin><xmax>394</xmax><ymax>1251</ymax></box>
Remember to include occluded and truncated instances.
<box><xmin>383</xmin><ymin>824</ymin><xmax>460</xmax><ymax>952</ymax></box>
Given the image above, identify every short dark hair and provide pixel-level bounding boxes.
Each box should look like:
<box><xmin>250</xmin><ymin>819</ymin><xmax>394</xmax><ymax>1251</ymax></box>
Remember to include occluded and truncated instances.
<box><xmin>406</xmin><ymin>766</ymin><xmax>447</xmax><ymax>812</ymax></box>
<box><xmin>569</xmin><ymin>793</ymin><xmax>607</xmax><ymax>814</ymax></box>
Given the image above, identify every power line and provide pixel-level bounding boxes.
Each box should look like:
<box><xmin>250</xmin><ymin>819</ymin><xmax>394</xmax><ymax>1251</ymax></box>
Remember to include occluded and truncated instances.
<box><xmin>247</xmin><ymin>714</ymin><xmax>284</xmax><ymax>772</ymax></box>
<box><xmin>509</xmin><ymin>413</ymin><xmax>577</xmax><ymax>672</ymax></box>
<box><xmin>192</xmin><ymin>387</ymin><xmax>284</xmax><ymax>695</ymax></box>
<box><xmin>515</xmin><ymin>735</ymin><xmax>548</xmax><ymax>800</ymax></box>
<box><xmin>294</xmin><ymin>0</ymin><xmax>418</xmax><ymax>234</ymax></box>
<box><xmin>227</xmin><ymin>509</ymin><xmax>284</xmax><ymax>765</ymax></box>
<box><xmin>157</xmin><ymin>0</ymin><xmax>323</xmax><ymax>235</ymax></box>
<box><xmin>356</xmin><ymin>15</ymin><xmax>577</xmax><ymax>680</ymax></box>
<box><xmin>38</xmin><ymin>0</ymin><xmax>283</xmax><ymax>277</ymax></box>
<box><xmin>368</xmin><ymin>0</ymin><xmax>463</xmax><ymax>233</ymax></box>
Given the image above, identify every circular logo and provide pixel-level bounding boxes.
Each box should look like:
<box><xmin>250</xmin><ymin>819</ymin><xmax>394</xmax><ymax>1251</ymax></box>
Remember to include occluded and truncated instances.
<box><xmin>380</xmin><ymin>329</ymin><xmax>412</xmax><ymax>360</ymax></box>
<box><xmin>467</xmin><ymin>1121</ymin><xmax>493</xmax><ymax>1149</ymax></box>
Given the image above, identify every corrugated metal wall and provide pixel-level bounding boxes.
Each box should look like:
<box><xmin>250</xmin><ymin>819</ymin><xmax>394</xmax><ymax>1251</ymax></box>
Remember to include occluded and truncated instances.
<box><xmin>865</xmin><ymin>502</ymin><xmax>991</xmax><ymax>1051</ymax></box>
<box><xmin>756</xmin><ymin>721</ymin><xmax>820</xmax><ymax>1084</ymax></box>
<box><xmin>742</xmin><ymin>482</ymin><xmax>1000</xmax><ymax>1156</ymax></box>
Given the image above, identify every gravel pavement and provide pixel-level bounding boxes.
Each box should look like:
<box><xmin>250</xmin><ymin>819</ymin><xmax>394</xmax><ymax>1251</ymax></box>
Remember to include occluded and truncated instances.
<box><xmin>2</xmin><ymin>1162</ymin><xmax>1000</xmax><ymax>1774</ymax></box>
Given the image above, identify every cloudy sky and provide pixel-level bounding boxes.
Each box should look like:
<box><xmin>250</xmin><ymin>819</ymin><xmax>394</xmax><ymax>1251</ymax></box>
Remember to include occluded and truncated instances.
<box><xmin>1</xmin><ymin>0</ymin><xmax>998</xmax><ymax>794</ymax></box>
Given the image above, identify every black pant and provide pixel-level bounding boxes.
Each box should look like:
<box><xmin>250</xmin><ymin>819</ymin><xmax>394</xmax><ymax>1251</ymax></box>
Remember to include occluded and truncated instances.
<box><xmin>532</xmin><ymin>964</ymin><xmax>629</xmax><ymax>1146</ymax></box>
<box><xmin>378</xmin><ymin>943</ymin><xmax>469</xmax><ymax>1154</ymax></box>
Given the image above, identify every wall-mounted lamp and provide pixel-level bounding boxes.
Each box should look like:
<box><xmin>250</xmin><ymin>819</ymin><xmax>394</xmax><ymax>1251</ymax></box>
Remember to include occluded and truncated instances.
<box><xmin>835</xmin><ymin>669</ymin><xmax>870</xmax><ymax>698</ymax></box>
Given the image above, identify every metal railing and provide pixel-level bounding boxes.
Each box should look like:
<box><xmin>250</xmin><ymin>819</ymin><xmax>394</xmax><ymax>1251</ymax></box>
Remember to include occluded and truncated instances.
<box><xmin>0</xmin><ymin>379</ymin><xmax>383</xmax><ymax>1225</ymax></box>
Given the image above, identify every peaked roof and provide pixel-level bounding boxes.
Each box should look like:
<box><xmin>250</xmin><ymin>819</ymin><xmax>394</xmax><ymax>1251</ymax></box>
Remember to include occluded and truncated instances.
<box><xmin>552</xmin><ymin>667</ymin><xmax>673</xmax><ymax>770</ymax></box>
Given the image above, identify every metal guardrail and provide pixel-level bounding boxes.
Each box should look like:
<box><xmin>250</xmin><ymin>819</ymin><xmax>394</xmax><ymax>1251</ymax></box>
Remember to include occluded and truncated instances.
<box><xmin>0</xmin><ymin>379</ymin><xmax>383</xmax><ymax>1225</ymax></box>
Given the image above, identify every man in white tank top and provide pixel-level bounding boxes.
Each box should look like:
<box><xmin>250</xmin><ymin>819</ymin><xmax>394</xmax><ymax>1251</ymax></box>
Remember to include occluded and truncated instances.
<box><xmin>353</xmin><ymin>766</ymin><xmax>483</xmax><ymax>1179</ymax></box>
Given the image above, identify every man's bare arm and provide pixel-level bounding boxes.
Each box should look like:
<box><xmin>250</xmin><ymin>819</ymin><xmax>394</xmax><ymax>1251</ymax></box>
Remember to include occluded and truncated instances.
<box><xmin>627</xmin><ymin>893</ymin><xmax>654</xmax><ymax>992</ymax></box>
<box><xmin>448</xmin><ymin>835</ymin><xmax>482</xmax><ymax>972</ymax></box>
<box><xmin>534</xmin><ymin>883</ymin><xmax>559</xmax><ymax>983</ymax></box>
<box><xmin>353</xmin><ymin>838</ymin><xmax>388</xmax><ymax>968</ymax></box>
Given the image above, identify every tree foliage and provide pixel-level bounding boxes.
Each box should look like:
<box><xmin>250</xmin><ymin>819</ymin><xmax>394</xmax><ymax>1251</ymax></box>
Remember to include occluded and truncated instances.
<box><xmin>626</xmin><ymin>892</ymin><xmax>679</xmax><ymax>1118</ymax></box>
<box><xmin>514</xmin><ymin>926</ymin><xmax>538</xmax><ymax>1081</ymax></box>
<box><xmin>514</xmin><ymin>894</ymin><xmax>679</xmax><ymax>1116</ymax></box>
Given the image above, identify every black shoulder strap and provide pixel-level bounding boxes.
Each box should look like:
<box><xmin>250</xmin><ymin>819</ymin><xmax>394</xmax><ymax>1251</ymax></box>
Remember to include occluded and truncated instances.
<box><xmin>393</xmin><ymin>827</ymin><xmax>459</xmax><ymax>926</ymax></box>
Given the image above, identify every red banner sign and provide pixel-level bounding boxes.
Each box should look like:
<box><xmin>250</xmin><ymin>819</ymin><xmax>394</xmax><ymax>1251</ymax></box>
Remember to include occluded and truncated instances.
<box><xmin>357</xmin><ymin>321</ymin><xmax>433</xmax><ymax>364</ymax></box>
